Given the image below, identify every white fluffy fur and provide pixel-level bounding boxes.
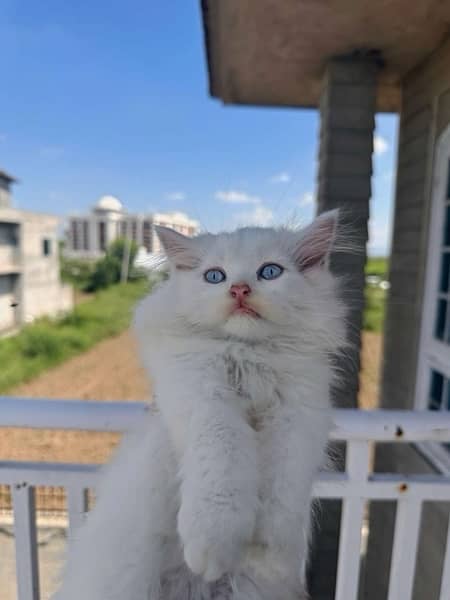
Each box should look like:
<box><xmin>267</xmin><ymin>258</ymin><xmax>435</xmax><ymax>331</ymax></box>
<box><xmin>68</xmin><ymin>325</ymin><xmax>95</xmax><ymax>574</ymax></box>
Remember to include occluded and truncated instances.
<box><xmin>54</xmin><ymin>212</ymin><xmax>346</xmax><ymax>600</ymax></box>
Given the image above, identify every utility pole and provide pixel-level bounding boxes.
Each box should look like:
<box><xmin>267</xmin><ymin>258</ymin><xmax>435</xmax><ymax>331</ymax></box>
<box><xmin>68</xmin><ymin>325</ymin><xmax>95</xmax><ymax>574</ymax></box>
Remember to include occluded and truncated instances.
<box><xmin>121</xmin><ymin>221</ymin><xmax>131</xmax><ymax>283</ymax></box>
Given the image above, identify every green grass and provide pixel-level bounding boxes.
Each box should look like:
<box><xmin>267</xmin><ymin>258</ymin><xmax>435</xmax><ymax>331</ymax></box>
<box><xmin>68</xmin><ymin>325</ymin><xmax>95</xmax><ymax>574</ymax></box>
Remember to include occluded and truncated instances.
<box><xmin>363</xmin><ymin>257</ymin><xmax>389</xmax><ymax>332</ymax></box>
<box><xmin>364</xmin><ymin>286</ymin><xmax>387</xmax><ymax>332</ymax></box>
<box><xmin>0</xmin><ymin>279</ymin><xmax>150</xmax><ymax>393</ymax></box>
<box><xmin>365</xmin><ymin>256</ymin><xmax>388</xmax><ymax>277</ymax></box>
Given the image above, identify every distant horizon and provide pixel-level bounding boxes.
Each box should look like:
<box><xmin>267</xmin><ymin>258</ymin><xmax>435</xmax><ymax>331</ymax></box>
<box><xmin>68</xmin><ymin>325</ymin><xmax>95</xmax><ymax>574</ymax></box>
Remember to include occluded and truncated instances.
<box><xmin>6</xmin><ymin>185</ymin><xmax>393</xmax><ymax>258</ymax></box>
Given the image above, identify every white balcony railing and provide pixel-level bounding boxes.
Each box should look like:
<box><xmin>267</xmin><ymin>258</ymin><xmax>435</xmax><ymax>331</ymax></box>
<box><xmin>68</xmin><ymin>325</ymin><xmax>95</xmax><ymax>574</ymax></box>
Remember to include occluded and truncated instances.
<box><xmin>2</xmin><ymin>397</ymin><xmax>450</xmax><ymax>600</ymax></box>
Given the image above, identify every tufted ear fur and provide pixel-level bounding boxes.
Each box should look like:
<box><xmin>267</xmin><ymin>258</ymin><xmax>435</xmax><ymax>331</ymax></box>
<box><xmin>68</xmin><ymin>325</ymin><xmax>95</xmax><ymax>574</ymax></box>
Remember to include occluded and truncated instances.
<box><xmin>293</xmin><ymin>210</ymin><xmax>338</xmax><ymax>271</ymax></box>
<box><xmin>155</xmin><ymin>226</ymin><xmax>200</xmax><ymax>270</ymax></box>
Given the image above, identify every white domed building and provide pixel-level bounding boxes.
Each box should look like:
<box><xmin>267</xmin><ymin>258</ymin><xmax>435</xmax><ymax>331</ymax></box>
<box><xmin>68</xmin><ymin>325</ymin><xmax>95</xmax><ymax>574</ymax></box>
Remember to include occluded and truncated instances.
<box><xmin>93</xmin><ymin>195</ymin><xmax>124</xmax><ymax>214</ymax></box>
<box><xmin>66</xmin><ymin>196</ymin><xmax>199</xmax><ymax>260</ymax></box>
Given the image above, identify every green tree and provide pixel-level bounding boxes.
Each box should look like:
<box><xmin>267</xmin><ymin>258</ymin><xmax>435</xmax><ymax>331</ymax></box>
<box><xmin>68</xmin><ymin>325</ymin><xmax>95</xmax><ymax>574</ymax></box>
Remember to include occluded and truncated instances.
<box><xmin>86</xmin><ymin>238</ymin><xmax>144</xmax><ymax>292</ymax></box>
<box><xmin>60</xmin><ymin>256</ymin><xmax>96</xmax><ymax>290</ymax></box>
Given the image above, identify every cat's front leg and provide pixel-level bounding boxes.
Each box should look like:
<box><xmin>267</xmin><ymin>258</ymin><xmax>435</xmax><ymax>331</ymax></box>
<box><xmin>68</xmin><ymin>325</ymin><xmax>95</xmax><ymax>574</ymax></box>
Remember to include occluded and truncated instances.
<box><xmin>178</xmin><ymin>393</ymin><xmax>259</xmax><ymax>582</ymax></box>
<box><xmin>257</xmin><ymin>405</ymin><xmax>331</xmax><ymax>569</ymax></box>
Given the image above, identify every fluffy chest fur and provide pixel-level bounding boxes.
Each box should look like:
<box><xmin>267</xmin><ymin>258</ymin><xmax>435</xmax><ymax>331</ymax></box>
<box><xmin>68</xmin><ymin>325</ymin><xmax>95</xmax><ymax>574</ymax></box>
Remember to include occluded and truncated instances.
<box><xmin>221</xmin><ymin>344</ymin><xmax>279</xmax><ymax>404</ymax></box>
<box><xmin>149</xmin><ymin>338</ymin><xmax>282</xmax><ymax>448</ymax></box>
<box><xmin>151</xmin><ymin>335</ymin><xmax>330</xmax><ymax>452</ymax></box>
<box><xmin>219</xmin><ymin>344</ymin><xmax>283</xmax><ymax>430</ymax></box>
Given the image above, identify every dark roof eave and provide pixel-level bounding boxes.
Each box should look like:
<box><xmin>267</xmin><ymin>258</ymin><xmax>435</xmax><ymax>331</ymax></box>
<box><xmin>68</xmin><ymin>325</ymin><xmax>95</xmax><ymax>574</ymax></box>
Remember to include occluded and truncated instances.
<box><xmin>200</xmin><ymin>0</ymin><xmax>216</xmax><ymax>98</ymax></box>
<box><xmin>0</xmin><ymin>170</ymin><xmax>17</xmax><ymax>183</ymax></box>
<box><xmin>199</xmin><ymin>0</ymin><xmax>449</xmax><ymax>113</ymax></box>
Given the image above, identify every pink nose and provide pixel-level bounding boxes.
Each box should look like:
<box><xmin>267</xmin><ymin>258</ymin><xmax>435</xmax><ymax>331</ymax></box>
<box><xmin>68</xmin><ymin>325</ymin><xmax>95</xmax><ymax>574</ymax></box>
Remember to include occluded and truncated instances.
<box><xmin>230</xmin><ymin>283</ymin><xmax>251</xmax><ymax>301</ymax></box>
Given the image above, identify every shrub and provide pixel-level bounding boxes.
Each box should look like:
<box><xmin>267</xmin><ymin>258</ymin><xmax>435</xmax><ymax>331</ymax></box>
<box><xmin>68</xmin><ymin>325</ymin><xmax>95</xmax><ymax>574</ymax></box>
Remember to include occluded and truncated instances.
<box><xmin>60</xmin><ymin>256</ymin><xmax>96</xmax><ymax>290</ymax></box>
<box><xmin>85</xmin><ymin>238</ymin><xmax>146</xmax><ymax>292</ymax></box>
<box><xmin>362</xmin><ymin>257</ymin><xmax>389</xmax><ymax>333</ymax></box>
<box><xmin>17</xmin><ymin>325</ymin><xmax>66</xmax><ymax>360</ymax></box>
<box><xmin>86</xmin><ymin>255</ymin><xmax>121</xmax><ymax>291</ymax></box>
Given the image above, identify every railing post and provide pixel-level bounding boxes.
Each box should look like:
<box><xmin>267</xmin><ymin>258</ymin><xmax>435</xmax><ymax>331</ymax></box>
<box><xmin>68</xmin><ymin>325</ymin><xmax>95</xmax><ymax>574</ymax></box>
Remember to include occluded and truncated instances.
<box><xmin>387</xmin><ymin>499</ymin><xmax>422</xmax><ymax>600</ymax></box>
<box><xmin>66</xmin><ymin>485</ymin><xmax>89</xmax><ymax>538</ymax></box>
<box><xmin>334</xmin><ymin>440</ymin><xmax>370</xmax><ymax>600</ymax></box>
<box><xmin>438</xmin><ymin>515</ymin><xmax>450</xmax><ymax>600</ymax></box>
<box><xmin>12</xmin><ymin>483</ymin><xmax>40</xmax><ymax>600</ymax></box>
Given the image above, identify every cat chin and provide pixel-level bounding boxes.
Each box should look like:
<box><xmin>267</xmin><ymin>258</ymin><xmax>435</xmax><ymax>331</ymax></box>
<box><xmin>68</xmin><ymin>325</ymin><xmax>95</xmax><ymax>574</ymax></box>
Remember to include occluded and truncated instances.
<box><xmin>221</xmin><ymin>315</ymin><xmax>272</xmax><ymax>340</ymax></box>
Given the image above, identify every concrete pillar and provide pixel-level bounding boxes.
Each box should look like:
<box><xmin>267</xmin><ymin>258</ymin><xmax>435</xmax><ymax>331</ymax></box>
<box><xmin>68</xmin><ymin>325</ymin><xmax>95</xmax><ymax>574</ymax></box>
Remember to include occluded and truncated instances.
<box><xmin>317</xmin><ymin>56</ymin><xmax>378</xmax><ymax>409</ymax></box>
<box><xmin>308</xmin><ymin>57</ymin><xmax>379</xmax><ymax>600</ymax></box>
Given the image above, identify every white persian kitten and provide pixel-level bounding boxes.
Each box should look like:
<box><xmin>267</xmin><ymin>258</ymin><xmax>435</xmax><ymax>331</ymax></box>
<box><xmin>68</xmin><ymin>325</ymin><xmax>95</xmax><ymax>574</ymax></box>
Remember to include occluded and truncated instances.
<box><xmin>55</xmin><ymin>210</ymin><xmax>346</xmax><ymax>600</ymax></box>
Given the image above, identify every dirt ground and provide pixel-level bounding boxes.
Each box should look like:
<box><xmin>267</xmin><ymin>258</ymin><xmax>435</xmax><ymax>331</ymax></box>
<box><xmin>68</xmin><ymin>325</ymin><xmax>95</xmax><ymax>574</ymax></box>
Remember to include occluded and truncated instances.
<box><xmin>0</xmin><ymin>330</ymin><xmax>382</xmax><ymax>464</ymax></box>
<box><xmin>0</xmin><ymin>330</ymin><xmax>151</xmax><ymax>464</ymax></box>
<box><xmin>359</xmin><ymin>331</ymin><xmax>383</xmax><ymax>410</ymax></box>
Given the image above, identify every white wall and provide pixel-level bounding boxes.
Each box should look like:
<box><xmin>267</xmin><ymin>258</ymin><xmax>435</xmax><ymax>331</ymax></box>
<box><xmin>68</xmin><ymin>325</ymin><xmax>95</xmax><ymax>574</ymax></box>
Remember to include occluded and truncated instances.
<box><xmin>19</xmin><ymin>213</ymin><xmax>73</xmax><ymax>323</ymax></box>
<box><xmin>0</xmin><ymin>274</ymin><xmax>18</xmax><ymax>330</ymax></box>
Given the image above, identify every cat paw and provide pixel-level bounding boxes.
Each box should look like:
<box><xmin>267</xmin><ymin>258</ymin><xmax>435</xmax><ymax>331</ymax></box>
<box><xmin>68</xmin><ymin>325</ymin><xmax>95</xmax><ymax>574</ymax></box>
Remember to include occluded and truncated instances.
<box><xmin>184</xmin><ymin>537</ymin><xmax>241</xmax><ymax>582</ymax></box>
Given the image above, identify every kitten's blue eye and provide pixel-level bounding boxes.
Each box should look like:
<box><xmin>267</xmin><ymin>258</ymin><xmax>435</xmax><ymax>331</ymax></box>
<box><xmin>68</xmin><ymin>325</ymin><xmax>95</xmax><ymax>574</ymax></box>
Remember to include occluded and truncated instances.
<box><xmin>204</xmin><ymin>268</ymin><xmax>226</xmax><ymax>284</ymax></box>
<box><xmin>258</xmin><ymin>263</ymin><xmax>284</xmax><ymax>281</ymax></box>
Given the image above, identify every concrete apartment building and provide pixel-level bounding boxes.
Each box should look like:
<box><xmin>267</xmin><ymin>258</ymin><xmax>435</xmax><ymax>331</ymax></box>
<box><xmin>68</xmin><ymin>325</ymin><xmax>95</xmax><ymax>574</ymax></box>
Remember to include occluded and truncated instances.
<box><xmin>0</xmin><ymin>170</ymin><xmax>72</xmax><ymax>334</ymax></box>
<box><xmin>65</xmin><ymin>195</ymin><xmax>199</xmax><ymax>259</ymax></box>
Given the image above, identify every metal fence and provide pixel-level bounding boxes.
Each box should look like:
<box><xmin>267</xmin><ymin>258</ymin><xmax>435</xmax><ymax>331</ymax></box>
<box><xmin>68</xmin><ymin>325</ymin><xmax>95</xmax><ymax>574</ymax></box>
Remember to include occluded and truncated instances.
<box><xmin>2</xmin><ymin>397</ymin><xmax>450</xmax><ymax>600</ymax></box>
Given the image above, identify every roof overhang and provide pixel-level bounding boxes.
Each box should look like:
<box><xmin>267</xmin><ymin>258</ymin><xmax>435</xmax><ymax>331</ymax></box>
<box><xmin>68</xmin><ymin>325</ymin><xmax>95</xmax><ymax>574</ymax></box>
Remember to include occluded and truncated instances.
<box><xmin>201</xmin><ymin>0</ymin><xmax>450</xmax><ymax>113</ymax></box>
<box><xmin>0</xmin><ymin>169</ymin><xmax>17</xmax><ymax>184</ymax></box>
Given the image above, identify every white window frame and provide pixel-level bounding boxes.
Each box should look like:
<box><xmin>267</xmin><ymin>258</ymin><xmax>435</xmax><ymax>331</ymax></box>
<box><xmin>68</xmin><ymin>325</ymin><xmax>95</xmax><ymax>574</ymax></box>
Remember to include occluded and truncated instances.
<box><xmin>415</xmin><ymin>123</ymin><xmax>450</xmax><ymax>410</ymax></box>
<box><xmin>414</xmin><ymin>124</ymin><xmax>450</xmax><ymax>472</ymax></box>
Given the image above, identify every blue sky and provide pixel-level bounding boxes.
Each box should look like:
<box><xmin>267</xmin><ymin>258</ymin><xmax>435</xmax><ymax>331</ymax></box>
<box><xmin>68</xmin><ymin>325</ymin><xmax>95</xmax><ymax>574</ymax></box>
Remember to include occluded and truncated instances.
<box><xmin>0</xmin><ymin>0</ymin><xmax>397</xmax><ymax>255</ymax></box>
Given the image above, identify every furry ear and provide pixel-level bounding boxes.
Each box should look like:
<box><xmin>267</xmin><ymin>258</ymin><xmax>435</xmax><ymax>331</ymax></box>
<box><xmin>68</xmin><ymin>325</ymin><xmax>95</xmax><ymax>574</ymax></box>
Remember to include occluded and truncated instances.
<box><xmin>155</xmin><ymin>226</ymin><xmax>200</xmax><ymax>270</ymax></box>
<box><xmin>293</xmin><ymin>210</ymin><xmax>338</xmax><ymax>271</ymax></box>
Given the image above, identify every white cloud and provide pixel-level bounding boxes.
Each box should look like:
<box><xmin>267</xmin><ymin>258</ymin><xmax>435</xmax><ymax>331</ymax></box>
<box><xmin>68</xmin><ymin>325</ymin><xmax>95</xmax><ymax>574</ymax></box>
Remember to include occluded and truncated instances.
<box><xmin>269</xmin><ymin>172</ymin><xmax>291</xmax><ymax>184</ymax></box>
<box><xmin>215</xmin><ymin>189</ymin><xmax>261</xmax><ymax>205</ymax></box>
<box><xmin>299</xmin><ymin>191</ymin><xmax>315</xmax><ymax>207</ymax></box>
<box><xmin>374</xmin><ymin>135</ymin><xmax>389</xmax><ymax>155</ymax></box>
<box><xmin>166</xmin><ymin>191</ymin><xmax>186</xmax><ymax>201</ymax></box>
<box><xmin>233</xmin><ymin>205</ymin><xmax>274</xmax><ymax>227</ymax></box>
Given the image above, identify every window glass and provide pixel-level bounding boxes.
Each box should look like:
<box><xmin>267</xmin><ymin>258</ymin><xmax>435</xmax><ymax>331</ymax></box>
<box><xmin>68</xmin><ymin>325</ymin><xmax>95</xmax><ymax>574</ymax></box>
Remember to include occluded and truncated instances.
<box><xmin>440</xmin><ymin>253</ymin><xmax>450</xmax><ymax>293</ymax></box>
<box><xmin>445</xmin><ymin>204</ymin><xmax>450</xmax><ymax>246</ymax></box>
<box><xmin>435</xmin><ymin>299</ymin><xmax>447</xmax><ymax>340</ymax></box>
<box><xmin>429</xmin><ymin>370</ymin><xmax>444</xmax><ymax>410</ymax></box>
<box><xmin>42</xmin><ymin>238</ymin><xmax>51</xmax><ymax>256</ymax></box>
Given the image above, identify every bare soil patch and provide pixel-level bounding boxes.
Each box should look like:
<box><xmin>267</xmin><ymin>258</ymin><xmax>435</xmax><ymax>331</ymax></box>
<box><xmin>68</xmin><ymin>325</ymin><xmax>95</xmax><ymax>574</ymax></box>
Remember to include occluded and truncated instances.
<box><xmin>359</xmin><ymin>331</ymin><xmax>383</xmax><ymax>410</ymax></box>
<box><xmin>0</xmin><ymin>330</ymin><xmax>151</xmax><ymax>464</ymax></box>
